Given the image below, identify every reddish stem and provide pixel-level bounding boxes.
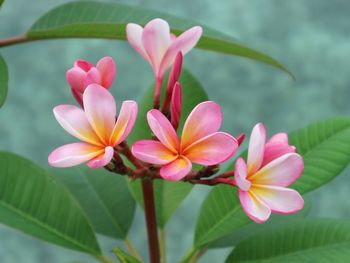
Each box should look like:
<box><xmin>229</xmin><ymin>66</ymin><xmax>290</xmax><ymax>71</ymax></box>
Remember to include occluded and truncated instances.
<box><xmin>119</xmin><ymin>141</ymin><xmax>144</xmax><ymax>169</ymax></box>
<box><xmin>153</xmin><ymin>76</ymin><xmax>163</xmax><ymax>109</ymax></box>
<box><xmin>190</xmin><ymin>177</ymin><xmax>236</xmax><ymax>186</ymax></box>
<box><xmin>141</xmin><ymin>179</ymin><xmax>161</xmax><ymax>263</ymax></box>
<box><xmin>0</xmin><ymin>35</ymin><xmax>29</xmax><ymax>47</ymax></box>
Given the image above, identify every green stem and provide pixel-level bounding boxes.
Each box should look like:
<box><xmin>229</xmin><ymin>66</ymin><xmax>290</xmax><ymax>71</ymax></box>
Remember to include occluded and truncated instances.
<box><xmin>95</xmin><ymin>255</ymin><xmax>115</xmax><ymax>263</ymax></box>
<box><xmin>189</xmin><ymin>248</ymin><xmax>207</xmax><ymax>263</ymax></box>
<box><xmin>142</xmin><ymin>178</ymin><xmax>160</xmax><ymax>263</ymax></box>
<box><xmin>159</xmin><ymin>229</ymin><xmax>167</xmax><ymax>263</ymax></box>
<box><xmin>124</xmin><ymin>239</ymin><xmax>142</xmax><ymax>261</ymax></box>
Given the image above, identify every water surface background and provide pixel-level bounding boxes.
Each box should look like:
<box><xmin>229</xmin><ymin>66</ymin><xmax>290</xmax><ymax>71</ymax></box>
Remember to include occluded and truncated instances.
<box><xmin>0</xmin><ymin>0</ymin><xmax>350</xmax><ymax>262</ymax></box>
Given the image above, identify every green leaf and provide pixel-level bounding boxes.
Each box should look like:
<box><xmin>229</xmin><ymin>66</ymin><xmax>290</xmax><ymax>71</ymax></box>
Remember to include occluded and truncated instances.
<box><xmin>0</xmin><ymin>0</ymin><xmax>4</xmax><ymax>9</ymax></box>
<box><xmin>53</xmin><ymin>167</ymin><xmax>135</xmax><ymax>240</ymax></box>
<box><xmin>194</xmin><ymin>117</ymin><xmax>350</xmax><ymax>248</ymax></box>
<box><xmin>289</xmin><ymin>117</ymin><xmax>350</xmax><ymax>193</ymax></box>
<box><xmin>127</xmin><ymin>69</ymin><xmax>208</xmax><ymax>228</ymax></box>
<box><xmin>27</xmin><ymin>1</ymin><xmax>291</xmax><ymax>76</ymax></box>
<box><xmin>0</xmin><ymin>152</ymin><xmax>101</xmax><ymax>255</ymax></box>
<box><xmin>113</xmin><ymin>247</ymin><xmax>141</xmax><ymax>263</ymax></box>
<box><xmin>226</xmin><ymin>219</ymin><xmax>350</xmax><ymax>263</ymax></box>
<box><xmin>209</xmin><ymin>197</ymin><xmax>311</xmax><ymax>248</ymax></box>
<box><xmin>0</xmin><ymin>54</ymin><xmax>8</xmax><ymax>107</ymax></box>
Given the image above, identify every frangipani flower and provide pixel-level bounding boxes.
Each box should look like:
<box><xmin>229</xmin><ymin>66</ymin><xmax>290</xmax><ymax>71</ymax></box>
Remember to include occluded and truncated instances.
<box><xmin>234</xmin><ymin>123</ymin><xmax>304</xmax><ymax>224</ymax></box>
<box><xmin>48</xmin><ymin>84</ymin><xmax>137</xmax><ymax>169</ymax></box>
<box><xmin>66</xmin><ymin>57</ymin><xmax>116</xmax><ymax>106</ymax></box>
<box><xmin>126</xmin><ymin>18</ymin><xmax>202</xmax><ymax>82</ymax></box>
<box><xmin>132</xmin><ymin>101</ymin><xmax>238</xmax><ymax>181</ymax></box>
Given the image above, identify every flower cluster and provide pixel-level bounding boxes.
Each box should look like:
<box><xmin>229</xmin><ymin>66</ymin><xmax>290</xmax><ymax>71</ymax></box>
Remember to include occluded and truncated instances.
<box><xmin>48</xmin><ymin>18</ymin><xmax>304</xmax><ymax>224</ymax></box>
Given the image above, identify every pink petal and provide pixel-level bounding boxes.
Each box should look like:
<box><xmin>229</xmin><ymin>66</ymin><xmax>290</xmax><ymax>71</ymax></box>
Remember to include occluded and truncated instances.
<box><xmin>269</xmin><ymin>133</ymin><xmax>289</xmax><ymax>144</ymax></box>
<box><xmin>181</xmin><ymin>101</ymin><xmax>222</xmax><ymax>149</ymax></box>
<box><xmin>83</xmin><ymin>84</ymin><xmax>116</xmax><ymax>145</ymax></box>
<box><xmin>247</xmin><ymin>123</ymin><xmax>266</xmax><ymax>175</ymax></box>
<box><xmin>74</xmin><ymin>59</ymin><xmax>94</xmax><ymax>72</ymax></box>
<box><xmin>142</xmin><ymin>18</ymin><xmax>171</xmax><ymax>74</ymax></box>
<box><xmin>183</xmin><ymin>132</ymin><xmax>238</xmax><ymax>165</ymax></box>
<box><xmin>170</xmin><ymin>82</ymin><xmax>182</xmax><ymax>130</ymax></box>
<box><xmin>238</xmin><ymin>189</ymin><xmax>271</xmax><ymax>224</ymax></box>
<box><xmin>87</xmin><ymin>146</ymin><xmax>114</xmax><ymax>169</ymax></box>
<box><xmin>132</xmin><ymin>140</ymin><xmax>178</xmax><ymax>165</ymax></box>
<box><xmin>147</xmin><ymin>109</ymin><xmax>180</xmax><ymax>152</ymax></box>
<box><xmin>48</xmin><ymin>142</ymin><xmax>103</xmax><ymax>168</ymax></box>
<box><xmin>96</xmin><ymin>56</ymin><xmax>116</xmax><ymax>88</ymax></box>
<box><xmin>262</xmin><ymin>133</ymin><xmax>296</xmax><ymax>166</ymax></box>
<box><xmin>249</xmin><ymin>153</ymin><xmax>304</xmax><ymax>187</ymax></box>
<box><xmin>159</xmin><ymin>26</ymin><xmax>202</xmax><ymax>77</ymax></box>
<box><xmin>160</xmin><ymin>156</ymin><xmax>192</xmax><ymax>181</ymax></box>
<box><xmin>84</xmin><ymin>67</ymin><xmax>102</xmax><ymax>87</ymax></box>
<box><xmin>252</xmin><ymin>185</ymin><xmax>304</xmax><ymax>214</ymax></box>
<box><xmin>234</xmin><ymin>157</ymin><xmax>251</xmax><ymax>191</ymax></box>
<box><xmin>53</xmin><ymin>105</ymin><xmax>102</xmax><ymax>146</ymax></box>
<box><xmin>110</xmin><ymin>100</ymin><xmax>138</xmax><ymax>146</ymax></box>
<box><xmin>66</xmin><ymin>67</ymin><xmax>87</xmax><ymax>93</ymax></box>
<box><xmin>126</xmin><ymin>23</ymin><xmax>150</xmax><ymax>61</ymax></box>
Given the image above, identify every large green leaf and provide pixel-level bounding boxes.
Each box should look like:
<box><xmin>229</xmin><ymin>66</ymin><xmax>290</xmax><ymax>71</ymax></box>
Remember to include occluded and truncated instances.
<box><xmin>226</xmin><ymin>219</ymin><xmax>350</xmax><ymax>263</ymax></box>
<box><xmin>27</xmin><ymin>1</ymin><xmax>291</xmax><ymax>76</ymax></box>
<box><xmin>0</xmin><ymin>0</ymin><xmax>4</xmax><ymax>9</ymax></box>
<box><xmin>0</xmin><ymin>54</ymin><xmax>8</xmax><ymax>107</ymax></box>
<box><xmin>0</xmin><ymin>152</ymin><xmax>100</xmax><ymax>255</ymax></box>
<box><xmin>128</xmin><ymin>69</ymin><xmax>207</xmax><ymax>228</ymax></box>
<box><xmin>53</xmin><ymin>167</ymin><xmax>135</xmax><ymax>240</ymax></box>
<box><xmin>289</xmin><ymin>117</ymin><xmax>350</xmax><ymax>193</ymax></box>
<box><xmin>210</xmin><ymin>197</ymin><xmax>311</xmax><ymax>248</ymax></box>
<box><xmin>194</xmin><ymin>117</ymin><xmax>350</xmax><ymax>248</ymax></box>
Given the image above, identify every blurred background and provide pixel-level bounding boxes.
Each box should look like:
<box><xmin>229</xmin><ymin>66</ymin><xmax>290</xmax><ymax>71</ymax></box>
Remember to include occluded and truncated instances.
<box><xmin>0</xmin><ymin>0</ymin><xmax>349</xmax><ymax>262</ymax></box>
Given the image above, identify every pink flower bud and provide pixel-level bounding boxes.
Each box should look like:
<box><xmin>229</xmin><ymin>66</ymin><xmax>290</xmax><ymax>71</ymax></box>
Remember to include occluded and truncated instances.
<box><xmin>170</xmin><ymin>82</ymin><xmax>182</xmax><ymax>130</ymax></box>
<box><xmin>66</xmin><ymin>57</ymin><xmax>116</xmax><ymax>107</ymax></box>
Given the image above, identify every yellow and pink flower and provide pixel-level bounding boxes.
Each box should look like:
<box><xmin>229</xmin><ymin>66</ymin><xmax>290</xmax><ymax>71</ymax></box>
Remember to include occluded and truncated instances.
<box><xmin>132</xmin><ymin>101</ymin><xmax>238</xmax><ymax>181</ymax></box>
<box><xmin>48</xmin><ymin>84</ymin><xmax>137</xmax><ymax>169</ymax></box>
<box><xmin>234</xmin><ymin>123</ymin><xmax>304</xmax><ymax>223</ymax></box>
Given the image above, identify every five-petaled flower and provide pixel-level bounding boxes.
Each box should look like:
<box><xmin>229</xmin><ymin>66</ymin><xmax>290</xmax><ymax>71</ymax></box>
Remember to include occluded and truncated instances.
<box><xmin>48</xmin><ymin>84</ymin><xmax>137</xmax><ymax>169</ymax></box>
<box><xmin>66</xmin><ymin>57</ymin><xmax>116</xmax><ymax>106</ymax></box>
<box><xmin>126</xmin><ymin>18</ymin><xmax>202</xmax><ymax>84</ymax></box>
<box><xmin>132</xmin><ymin>101</ymin><xmax>238</xmax><ymax>181</ymax></box>
<box><xmin>234</xmin><ymin>123</ymin><xmax>304</xmax><ymax>224</ymax></box>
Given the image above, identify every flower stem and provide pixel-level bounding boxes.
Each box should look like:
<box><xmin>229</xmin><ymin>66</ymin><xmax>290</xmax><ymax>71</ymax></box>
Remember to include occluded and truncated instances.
<box><xmin>141</xmin><ymin>178</ymin><xmax>160</xmax><ymax>263</ymax></box>
<box><xmin>159</xmin><ymin>229</ymin><xmax>167</xmax><ymax>263</ymax></box>
<box><xmin>124</xmin><ymin>239</ymin><xmax>142</xmax><ymax>261</ymax></box>
<box><xmin>153</xmin><ymin>76</ymin><xmax>163</xmax><ymax>109</ymax></box>
<box><xmin>0</xmin><ymin>35</ymin><xmax>29</xmax><ymax>48</ymax></box>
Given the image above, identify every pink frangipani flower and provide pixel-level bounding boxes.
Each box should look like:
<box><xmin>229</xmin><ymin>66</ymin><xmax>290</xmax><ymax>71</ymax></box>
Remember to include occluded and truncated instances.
<box><xmin>132</xmin><ymin>101</ymin><xmax>238</xmax><ymax>181</ymax></box>
<box><xmin>48</xmin><ymin>84</ymin><xmax>137</xmax><ymax>169</ymax></box>
<box><xmin>126</xmin><ymin>18</ymin><xmax>202</xmax><ymax>83</ymax></box>
<box><xmin>66</xmin><ymin>57</ymin><xmax>116</xmax><ymax>106</ymax></box>
<box><xmin>234</xmin><ymin>123</ymin><xmax>304</xmax><ymax>224</ymax></box>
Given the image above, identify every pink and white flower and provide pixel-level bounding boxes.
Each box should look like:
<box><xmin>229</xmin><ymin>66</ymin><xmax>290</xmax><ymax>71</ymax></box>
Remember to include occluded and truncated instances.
<box><xmin>66</xmin><ymin>57</ymin><xmax>116</xmax><ymax>106</ymax></box>
<box><xmin>132</xmin><ymin>101</ymin><xmax>238</xmax><ymax>181</ymax></box>
<box><xmin>48</xmin><ymin>84</ymin><xmax>137</xmax><ymax>169</ymax></box>
<box><xmin>126</xmin><ymin>19</ymin><xmax>202</xmax><ymax>82</ymax></box>
<box><xmin>234</xmin><ymin>123</ymin><xmax>304</xmax><ymax>224</ymax></box>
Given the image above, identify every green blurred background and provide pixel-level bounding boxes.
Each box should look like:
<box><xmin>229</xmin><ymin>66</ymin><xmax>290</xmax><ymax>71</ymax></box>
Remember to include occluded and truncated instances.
<box><xmin>0</xmin><ymin>0</ymin><xmax>349</xmax><ymax>262</ymax></box>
